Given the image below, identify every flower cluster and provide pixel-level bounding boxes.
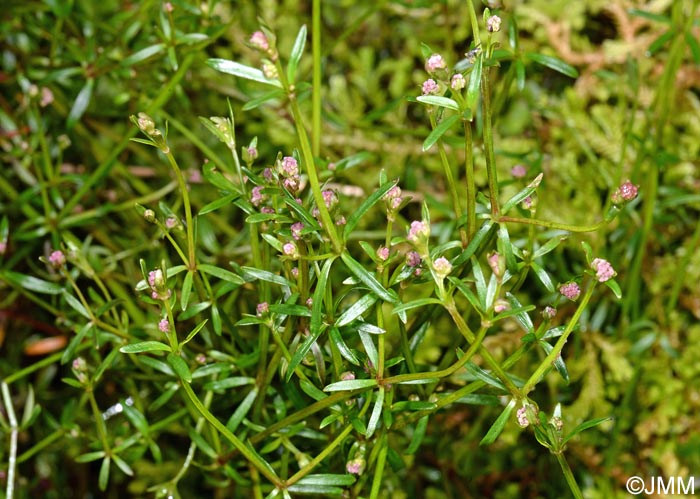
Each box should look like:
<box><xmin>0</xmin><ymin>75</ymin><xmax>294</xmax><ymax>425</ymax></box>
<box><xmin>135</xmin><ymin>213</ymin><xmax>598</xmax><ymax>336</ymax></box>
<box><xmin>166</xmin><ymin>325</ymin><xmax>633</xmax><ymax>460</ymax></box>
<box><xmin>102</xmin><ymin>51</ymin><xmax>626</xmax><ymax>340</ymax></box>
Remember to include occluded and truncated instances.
<box><xmin>147</xmin><ymin>269</ymin><xmax>171</xmax><ymax>301</ymax></box>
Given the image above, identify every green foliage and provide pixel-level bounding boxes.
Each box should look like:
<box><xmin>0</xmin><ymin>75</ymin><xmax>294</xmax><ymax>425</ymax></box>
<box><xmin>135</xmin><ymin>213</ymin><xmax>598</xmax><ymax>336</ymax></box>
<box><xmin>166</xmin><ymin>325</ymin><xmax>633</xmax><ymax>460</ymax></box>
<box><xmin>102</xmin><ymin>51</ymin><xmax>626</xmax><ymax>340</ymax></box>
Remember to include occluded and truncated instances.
<box><xmin>1</xmin><ymin>0</ymin><xmax>699</xmax><ymax>498</ymax></box>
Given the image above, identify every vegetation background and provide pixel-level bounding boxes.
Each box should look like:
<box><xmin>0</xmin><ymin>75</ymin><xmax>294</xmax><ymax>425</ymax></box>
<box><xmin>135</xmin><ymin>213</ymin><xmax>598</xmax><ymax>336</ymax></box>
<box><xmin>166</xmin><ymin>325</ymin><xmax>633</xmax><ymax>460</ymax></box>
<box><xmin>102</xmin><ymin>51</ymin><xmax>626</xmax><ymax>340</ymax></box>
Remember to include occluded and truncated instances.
<box><xmin>1</xmin><ymin>0</ymin><xmax>699</xmax><ymax>497</ymax></box>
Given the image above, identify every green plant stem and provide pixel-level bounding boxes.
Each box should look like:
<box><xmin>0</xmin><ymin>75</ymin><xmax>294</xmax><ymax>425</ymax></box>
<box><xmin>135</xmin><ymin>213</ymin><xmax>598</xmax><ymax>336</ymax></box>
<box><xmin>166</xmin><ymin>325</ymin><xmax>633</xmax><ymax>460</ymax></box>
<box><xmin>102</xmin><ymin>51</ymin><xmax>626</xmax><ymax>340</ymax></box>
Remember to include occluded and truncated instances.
<box><xmin>481</xmin><ymin>68</ymin><xmax>500</xmax><ymax>217</ymax></box>
<box><xmin>555</xmin><ymin>451</ymin><xmax>584</xmax><ymax>499</ymax></box>
<box><xmin>464</xmin><ymin>119</ymin><xmax>477</xmax><ymax>239</ymax></box>
<box><xmin>498</xmin><ymin>215</ymin><xmax>604</xmax><ymax>232</ymax></box>
<box><xmin>274</xmin><ymin>59</ymin><xmax>343</xmax><ymax>255</ymax></box>
<box><xmin>179</xmin><ymin>380</ymin><xmax>281</xmax><ymax>487</ymax></box>
<box><xmin>385</xmin><ymin>325</ymin><xmax>487</xmax><ymax>385</ymax></box>
<box><xmin>430</xmin><ymin>113</ymin><xmax>466</xmax><ymax>247</ymax></box>
<box><xmin>312</xmin><ymin>0</ymin><xmax>322</xmax><ymax>157</ymax></box>
<box><xmin>164</xmin><ymin>151</ymin><xmax>196</xmax><ymax>269</ymax></box>
<box><xmin>2</xmin><ymin>383</ymin><xmax>18</xmax><ymax>499</ymax></box>
<box><xmin>444</xmin><ymin>296</ymin><xmax>520</xmax><ymax>396</ymax></box>
<box><xmin>87</xmin><ymin>388</ymin><xmax>111</xmax><ymax>454</ymax></box>
<box><xmin>286</xmin><ymin>423</ymin><xmax>353</xmax><ymax>486</ymax></box>
<box><xmin>369</xmin><ymin>432</ymin><xmax>388</xmax><ymax>499</ymax></box>
<box><xmin>521</xmin><ymin>283</ymin><xmax>595</xmax><ymax>395</ymax></box>
<box><xmin>667</xmin><ymin>216</ymin><xmax>700</xmax><ymax>314</ymax></box>
<box><xmin>465</xmin><ymin>0</ymin><xmax>482</xmax><ymax>47</ymax></box>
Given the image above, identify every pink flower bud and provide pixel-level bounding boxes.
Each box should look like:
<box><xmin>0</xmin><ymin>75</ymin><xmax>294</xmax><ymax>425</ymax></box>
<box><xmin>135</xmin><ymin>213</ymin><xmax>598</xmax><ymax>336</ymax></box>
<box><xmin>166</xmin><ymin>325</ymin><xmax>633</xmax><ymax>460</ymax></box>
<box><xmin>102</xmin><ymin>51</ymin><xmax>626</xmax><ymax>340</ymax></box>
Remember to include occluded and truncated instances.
<box><xmin>421</xmin><ymin>78</ymin><xmax>439</xmax><ymax>95</ymax></box>
<box><xmin>49</xmin><ymin>250</ymin><xmax>66</xmax><ymax>268</ymax></box>
<box><xmin>559</xmin><ymin>282</ymin><xmax>580</xmax><ymax>301</ymax></box>
<box><xmin>425</xmin><ymin>54</ymin><xmax>446</xmax><ymax>73</ymax></box>
<box><xmin>591</xmin><ymin>258</ymin><xmax>616</xmax><ymax>282</ymax></box>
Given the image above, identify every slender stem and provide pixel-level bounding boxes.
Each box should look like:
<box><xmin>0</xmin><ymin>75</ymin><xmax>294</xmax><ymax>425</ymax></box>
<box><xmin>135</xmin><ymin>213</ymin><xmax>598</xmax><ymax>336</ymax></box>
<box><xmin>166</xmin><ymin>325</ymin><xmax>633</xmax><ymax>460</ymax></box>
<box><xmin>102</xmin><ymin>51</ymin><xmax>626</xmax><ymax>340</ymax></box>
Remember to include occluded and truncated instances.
<box><xmin>498</xmin><ymin>215</ymin><xmax>604</xmax><ymax>233</ymax></box>
<box><xmin>481</xmin><ymin>67</ymin><xmax>500</xmax><ymax>217</ymax></box>
<box><xmin>521</xmin><ymin>284</ymin><xmax>595</xmax><ymax>395</ymax></box>
<box><xmin>555</xmin><ymin>452</ymin><xmax>584</xmax><ymax>499</ymax></box>
<box><xmin>369</xmin><ymin>432</ymin><xmax>388</xmax><ymax>499</ymax></box>
<box><xmin>430</xmin><ymin>113</ymin><xmax>466</xmax><ymax>246</ymax></box>
<box><xmin>179</xmin><ymin>380</ymin><xmax>281</xmax><ymax>487</ymax></box>
<box><xmin>464</xmin><ymin>119</ymin><xmax>477</xmax><ymax>240</ymax></box>
<box><xmin>286</xmin><ymin>423</ymin><xmax>353</xmax><ymax>486</ymax></box>
<box><xmin>2</xmin><ymin>383</ymin><xmax>18</xmax><ymax>499</ymax></box>
<box><xmin>312</xmin><ymin>0</ymin><xmax>322</xmax><ymax>157</ymax></box>
<box><xmin>465</xmin><ymin>0</ymin><xmax>482</xmax><ymax>47</ymax></box>
<box><xmin>164</xmin><ymin>152</ymin><xmax>196</xmax><ymax>269</ymax></box>
<box><xmin>274</xmin><ymin>58</ymin><xmax>343</xmax><ymax>254</ymax></box>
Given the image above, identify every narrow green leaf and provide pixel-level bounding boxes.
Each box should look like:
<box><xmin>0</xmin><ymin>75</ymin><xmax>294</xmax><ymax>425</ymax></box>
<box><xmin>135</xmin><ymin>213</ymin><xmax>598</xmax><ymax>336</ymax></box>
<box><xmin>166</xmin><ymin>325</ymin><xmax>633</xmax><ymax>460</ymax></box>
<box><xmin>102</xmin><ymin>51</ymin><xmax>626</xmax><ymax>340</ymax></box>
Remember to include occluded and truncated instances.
<box><xmin>61</xmin><ymin>322</ymin><xmax>93</xmax><ymax>364</ymax></box>
<box><xmin>323</xmin><ymin>378</ymin><xmax>377</xmax><ymax>392</ymax></box>
<box><xmin>497</xmin><ymin>225</ymin><xmax>517</xmax><ymax>272</ymax></box>
<box><xmin>268</xmin><ymin>303</ymin><xmax>312</xmax><ymax>317</ymax></box>
<box><xmin>505</xmin><ymin>293</ymin><xmax>534</xmax><ymax>334</ymax></box>
<box><xmin>211</xmin><ymin>304</ymin><xmax>222</xmax><ymax>335</ymax></box>
<box><xmin>406</xmin><ymin>415</ymin><xmax>429</xmax><ymax>454</ymax></box>
<box><xmin>286</xmin><ymin>484</ymin><xmax>344</xmax><ymax>495</ymax></box>
<box><xmin>181</xmin><ymin>270</ymin><xmax>193</xmax><ymax>311</ymax></box>
<box><xmin>182</xmin><ymin>319</ymin><xmax>209</xmax><ymax>346</ymax></box>
<box><xmin>241</xmin><ymin>266</ymin><xmax>292</xmax><ymax>287</ymax></box>
<box><xmin>335</xmin><ymin>294</ymin><xmax>377</xmax><ymax>327</ymax></box>
<box><xmin>358</xmin><ymin>330</ymin><xmax>378</xmax><ymax>368</ymax></box>
<box><xmin>207</xmin><ymin>58</ymin><xmax>282</xmax><ymax>88</ymax></box>
<box><xmin>1</xmin><ymin>270</ymin><xmax>63</xmax><ymax>294</ymax></box>
<box><xmin>121</xmin><ymin>43</ymin><xmax>166</xmax><ymax>66</ymax></box>
<box><xmin>502</xmin><ymin>173</ymin><xmax>543</xmax><ymax>213</ymax></box>
<box><xmin>98</xmin><ymin>456</ymin><xmax>110</xmax><ymax>491</ymax></box>
<box><xmin>226</xmin><ymin>387</ymin><xmax>258</xmax><ymax>433</ymax></box>
<box><xmin>204</xmin><ymin>376</ymin><xmax>255</xmax><ymax>391</ymax></box>
<box><xmin>287</xmin><ymin>24</ymin><xmax>307</xmax><ymax>84</ymax></box>
<box><xmin>242</xmin><ymin>89</ymin><xmax>286</xmax><ymax>110</ymax></box>
<box><xmin>61</xmin><ymin>290</ymin><xmax>90</xmax><ymax>319</ymax></box>
<box><xmin>201</xmin><ymin>162</ymin><xmax>238</xmax><ymax>191</ymax></box>
<box><xmin>123</xmin><ymin>404</ymin><xmax>150</xmax><ymax>436</ymax></box>
<box><xmin>422</xmin><ymin>114</ymin><xmax>460</xmax><ymax>151</ymax></box>
<box><xmin>120</xmin><ymin>341</ymin><xmax>171</xmax><ymax>354</ymax></box>
<box><xmin>686</xmin><ymin>31</ymin><xmax>700</xmax><ymax>64</ymax></box>
<box><xmin>453</xmin><ymin>220</ymin><xmax>494</xmax><ymax>266</ymax></box>
<box><xmin>530</xmin><ymin>262</ymin><xmax>555</xmax><ymax>293</ymax></box>
<box><xmin>480</xmin><ymin>398</ymin><xmax>516</xmax><ymax>445</ymax></box>
<box><xmin>471</xmin><ymin>257</ymin><xmax>487</xmax><ymax>310</ymax></box>
<box><xmin>75</xmin><ymin>450</ymin><xmax>106</xmax><ymax>463</ymax></box>
<box><xmin>647</xmin><ymin>29</ymin><xmax>675</xmax><ymax>55</ymax></box>
<box><xmin>67</xmin><ymin>79</ymin><xmax>94</xmax><ymax>128</ymax></box>
<box><xmin>295</xmin><ymin>474</ymin><xmax>355</xmax><ymax>486</ymax></box>
<box><xmin>604</xmin><ymin>279</ymin><xmax>622</xmax><ymax>299</ymax></box>
<box><xmin>416</xmin><ymin>95</ymin><xmax>460</xmax><ymax>110</ymax></box>
<box><xmin>366</xmin><ymin>387</ymin><xmax>384</xmax><ymax>438</ymax></box>
<box><xmin>341</xmin><ymin>251</ymin><xmax>396</xmax><ymax>304</ymax></box>
<box><xmin>466</xmin><ymin>54</ymin><xmax>483</xmax><ymax>112</ymax></box>
<box><xmin>533</xmin><ymin>235</ymin><xmax>567</xmax><ymax>259</ymax></box>
<box><xmin>167</xmin><ymin>353</ymin><xmax>192</xmax><ymax>383</ymax></box>
<box><xmin>329</xmin><ymin>327</ymin><xmax>361</xmax><ymax>366</ymax></box>
<box><xmin>525</xmin><ymin>53</ymin><xmax>578</xmax><ymax>78</ymax></box>
<box><xmin>628</xmin><ymin>8</ymin><xmax>670</xmax><ymax>23</ymax></box>
<box><xmin>199</xmin><ymin>193</ymin><xmax>239</xmax><ymax>215</ymax></box>
<box><xmin>198</xmin><ymin>264</ymin><xmax>244</xmax><ymax>285</ymax></box>
<box><xmin>344</xmin><ymin>180</ymin><xmax>398</xmax><ymax>238</ymax></box>
<box><xmin>562</xmin><ymin>416</ymin><xmax>613</xmax><ymax>445</ymax></box>
<box><xmin>392</xmin><ymin>298</ymin><xmax>442</xmax><ymax>315</ymax></box>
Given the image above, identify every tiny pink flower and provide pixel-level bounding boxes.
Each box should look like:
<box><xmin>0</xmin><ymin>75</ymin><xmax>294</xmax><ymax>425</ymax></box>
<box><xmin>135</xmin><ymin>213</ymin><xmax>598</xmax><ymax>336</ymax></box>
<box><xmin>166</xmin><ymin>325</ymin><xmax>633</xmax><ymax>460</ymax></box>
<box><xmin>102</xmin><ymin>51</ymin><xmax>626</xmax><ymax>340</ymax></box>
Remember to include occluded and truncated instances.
<box><xmin>291</xmin><ymin>222</ymin><xmax>304</xmax><ymax>240</ymax></box>
<box><xmin>611</xmin><ymin>180</ymin><xmax>639</xmax><ymax>205</ymax></box>
<box><xmin>163</xmin><ymin>2</ymin><xmax>174</xmax><ymax>13</ymax></box>
<box><xmin>335</xmin><ymin>216</ymin><xmax>346</xmax><ymax>226</ymax></box>
<box><xmin>283</xmin><ymin>242</ymin><xmax>298</xmax><ymax>259</ymax></box>
<box><xmin>494</xmin><ymin>299</ymin><xmax>509</xmax><ymax>313</ymax></box>
<box><xmin>40</xmin><ymin>87</ymin><xmax>54</xmax><ymax>107</ymax></box>
<box><xmin>377</xmin><ymin>246</ymin><xmax>390</xmax><ymax>261</ymax></box>
<box><xmin>542</xmin><ymin>306</ymin><xmax>557</xmax><ymax>319</ymax></box>
<box><xmin>158</xmin><ymin>319</ymin><xmax>170</xmax><ymax>333</ymax></box>
<box><xmin>511</xmin><ymin>164</ymin><xmax>527</xmax><ymax>178</ymax></box>
<box><xmin>261</xmin><ymin>206</ymin><xmax>275</xmax><ymax>214</ymax></box>
<box><xmin>425</xmin><ymin>54</ymin><xmax>446</xmax><ymax>73</ymax></box>
<box><xmin>346</xmin><ymin>457</ymin><xmax>365</xmax><ymax>475</ymax></box>
<box><xmin>384</xmin><ymin>186</ymin><xmax>401</xmax><ymax>200</ymax></box>
<box><xmin>407</xmin><ymin>221</ymin><xmax>429</xmax><ymax>244</ymax></box>
<box><xmin>559</xmin><ymin>282</ymin><xmax>581</xmax><ymax>301</ymax></box>
<box><xmin>487</xmin><ymin>15</ymin><xmax>502</xmax><ymax>33</ymax></box>
<box><xmin>256</xmin><ymin>302</ymin><xmax>269</xmax><ymax>316</ymax></box>
<box><xmin>281</xmin><ymin>156</ymin><xmax>298</xmax><ymax>177</ymax></box>
<box><xmin>322</xmin><ymin>189</ymin><xmax>338</xmax><ymax>209</ymax></box>
<box><xmin>165</xmin><ymin>217</ymin><xmax>178</xmax><ymax>229</ymax></box>
<box><xmin>291</xmin><ymin>267</ymin><xmax>299</xmax><ymax>278</ymax></box>
<box><xmin>487</xmin><ymin>252</ymin><xmax>504</xmax><ymax>278</ymax></box>
<box><xmin>591</xmin><ymin>258</ymin><xmax>616</xmax><ymax>282</ymax></box>
<box><xmin>283</xmin><ymin>176</ymin><xmax>300</xmax><ymax>193</ymax></box>
<box><xmin>432</xmin><ymin>256</ymin><xmax>452</xmax><ymax>277</ymax></box>
<box><xmin>328</xmin><ymin>162</ymin><xmax>336</xmax><ymax>171</ymax></box>
<box><xmin>406</xmin><ymin>251</ymin><xmax>421</xmax><ymax>267</ymax></box>
<box><xmin>306</xmin><ymin>297</ymin><xmax>313</xmax><ymax>307</ymax></box>
<box><xmin>451</xmin><ymin>73</ymin><xmax>466</xmax><ymax>90</ymax></box>
<box><xmin>246</xmin><ymin>145</ymin><xmax>258</xmax><ymax>161</ymax></box>
<box><xmin>516</xmin><ymin>406</ymin><xmax>529</xmax><ymax>428</ymax></box>
<box><xmin>421</xmin><ymin>78</ymin><xmax>439</xmax><ymax>95</ymax></box>
<box><xmin>250</xmin><ymin>31</ymin><xmax>269</xmax><ymax>51</ymax></box>
<box><xmin>49</xmin><ymin>250</ymin><xmax>65</xmax><ymax>268</ymax></box>
<box><xmin>251</xmin><ymin>186</ymin><xmax>264</xmax><ymax>206</ymax></box>
<box><xmin>263</xmin><ymin>168</ymin><xmax>273</xmax><ymax>181</ymax></box>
